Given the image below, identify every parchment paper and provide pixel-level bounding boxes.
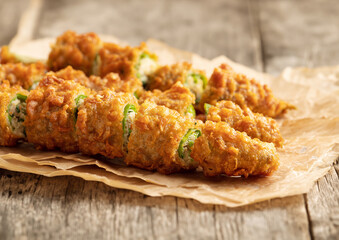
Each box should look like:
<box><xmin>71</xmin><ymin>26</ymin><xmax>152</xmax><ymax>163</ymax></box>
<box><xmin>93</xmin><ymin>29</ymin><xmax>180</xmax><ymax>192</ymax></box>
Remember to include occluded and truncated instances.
<box><xmin>1</xmin><ymin>37</ymin><xmax>338</xmax><ymax>207</ymax></box>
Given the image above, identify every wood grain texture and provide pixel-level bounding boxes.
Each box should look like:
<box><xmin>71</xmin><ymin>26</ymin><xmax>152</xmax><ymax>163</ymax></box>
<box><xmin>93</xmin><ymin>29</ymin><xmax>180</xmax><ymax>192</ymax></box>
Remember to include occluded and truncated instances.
<box><xmin>257</xmin><ymin>0</ymin><xmax>339</xmax><ymax>75</ymax></box>
<box><xmin>36</xmin><ymin>0</ymin><xmax>262</xmax><ymax>70</ymax></box>
<box><xmin>0</xmin><ymin>0</ymin><xmax>29</xmax><ymax>45</ymax></box>
<box><xmin>0</xmin><ymin>0</ymin><xmax>338</xmax><ymax>239</ymax></box>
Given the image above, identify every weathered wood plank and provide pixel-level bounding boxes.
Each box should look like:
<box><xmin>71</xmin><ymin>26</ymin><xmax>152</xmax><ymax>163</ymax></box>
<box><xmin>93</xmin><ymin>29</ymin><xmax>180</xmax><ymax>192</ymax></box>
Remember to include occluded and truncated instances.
<box><xmin>257</xmin><ymin>1</ymin><xmax>339</xmax><ymax>239</ymax></box>
<box><xmin>257</xmin><ymin>0</ymin><xmax>339</xmax><ymax>75</ymax></box>
<box><xmin>0</xmin><ymin>0</ymin><xmax>29</xmax><ymax>45</ymax></box>
<box><xmin>305</xmin><ymin>163</ymin><xmax>339</xmax><ymax>240</ymax></box>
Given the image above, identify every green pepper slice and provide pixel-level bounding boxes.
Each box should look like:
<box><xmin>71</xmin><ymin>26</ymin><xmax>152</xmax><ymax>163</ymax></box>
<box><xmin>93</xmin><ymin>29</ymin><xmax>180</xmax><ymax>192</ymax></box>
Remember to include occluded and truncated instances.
<box><xmin>204</xmin><ymin>103</ymin><xmax>212</xmax><ymax>115</ymax></box>
<box><xmin>178</xmin><ymin>128</ymin><xmax>201</xmax><ymax>162</ymax></box>
<box><xmin>186</xmin><ymin>104</ymin><xmax>196</xmax><ymax>118</ymax></box>
<box><xmin>6</xmin><ymin>93</ymin><xmax>28</xmax><ymax>136</ymax></box>
<box><xmin>185</xmin><ymin>72</ymin><xmax>208</xmax><ymax>103</ymax></box>
<box><xmin>74</xmin><ymin>94</ymin><xmax>87</xmax><ymax>122</ymax></box>
<box><xmin>122</xmin><ymin>104</ymin><xmax>137</xmax><ymax>152</ymax></box>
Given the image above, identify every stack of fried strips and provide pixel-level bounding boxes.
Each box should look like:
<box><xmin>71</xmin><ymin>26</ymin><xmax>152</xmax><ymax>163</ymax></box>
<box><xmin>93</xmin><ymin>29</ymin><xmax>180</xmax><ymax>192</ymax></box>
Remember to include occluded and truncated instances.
<box><xmin>0</xmin><ymin>31</ymin><xmax>295</xmax><ymax>177</ymax></box>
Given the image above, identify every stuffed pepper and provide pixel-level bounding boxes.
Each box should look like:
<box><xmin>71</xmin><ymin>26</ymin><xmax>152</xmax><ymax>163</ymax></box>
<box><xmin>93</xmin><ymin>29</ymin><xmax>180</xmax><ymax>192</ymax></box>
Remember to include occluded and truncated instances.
<box><xmin>76</xmin><ymin>89</ymin><xmax>139</xmax><ymax>158</ymax></box>
<box><xmin>25</xmin><ymin>75</ymin><xmax>92</xmax><ymax>152</ymax></box>
<box><xmin>0</xmin><ymin>81</ymin><xmax>29</xmax><ymax>146</ymax></box>
<box><xmin>47</xmin><ymin>30</ymin><xmax>103</xmax><ymax>76</ymax></box>
<box><xmin>148</xmin><ymin>62</ymin><xmax>207</xmax><ymax>104</ymax></box>
<box><xmin>139</xmin><ymin>82</ymin><xmax>196</xmax><ymax>118</ymax></box>
<box><xmin>125</xmin><ymin>100</ymin><xmax>201</xmax><ymax>174</ymax></box>
<box><xmin>205</xmin><ymin>101</ymin><xmax>284</xmax><ymax>147</ymax></box>
<box><xmin>191</xmin><ymin>121</ymin><xmax>279</xmax><ymax>177</ymax></box>
<box><xmin>199</xmin><ymin>64</ymin><xmax>295</xmax><ymax>117</ymax></box>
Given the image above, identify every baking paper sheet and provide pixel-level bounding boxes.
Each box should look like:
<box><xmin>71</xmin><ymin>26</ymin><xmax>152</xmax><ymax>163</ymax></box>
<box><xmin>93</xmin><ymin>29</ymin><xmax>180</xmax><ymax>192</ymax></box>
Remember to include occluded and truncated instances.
<box><xmin>0</xmin><ymin>37</ymin><xmax>338</xmax><ymax>207</ymax></box>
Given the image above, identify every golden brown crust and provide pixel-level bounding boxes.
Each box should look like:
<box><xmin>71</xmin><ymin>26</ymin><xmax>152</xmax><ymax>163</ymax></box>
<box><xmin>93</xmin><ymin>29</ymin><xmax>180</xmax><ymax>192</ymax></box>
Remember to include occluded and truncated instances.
<box><xmin>139</xmin><ymin>82</ymin><xmax>195</xmax><ymax>116</ymax></box>
<box><xmin>0</xmin><ymin>81</ymin><xmax>28</xmax><ymax>146</ymax></box>
<box><xmin>191</xmin><ymin>121</ymin><xmax>279</xmax><ymax>177</ymax></box>
<box><xmin>147</xmin><ymin>62</ymin><xmax>192</xmax><ymax>91</ymax></box>
<box><xmin>47</xmin><ymin>31</ymin><xmax>103</xmax><ymax>76</ymax></box>
<box><xmin>76</xmin><ymin>90</ymin><xmax>139</xmax><ymax>158</ymax></box>
<box><xmin>125</xmin><ymin>101</ymin><xmax>198</xmax><ymax>174</ymax></box>
<box><xmin>99</xmin><ymin>42</ymin><xmax>139</xmax><ymax>79</ymax></box>
<box><xmin>0</xmin><ymin>62</ymin><xmax>46</xmax><ymax>90</ymax></box>
<box><xmin>25</xmin><ymin>75</ymin><xmax>92</xmax><ymax>152</ymax></box>
<box><xmin>102</xmin><ymin>72</ymin><xmax>143</xmax><ymax>95</ymax></box>
<box><xmin>199</xmin><ymin>64</ymin><xmax>295</xmax><ymax>117</ymax></box>
<box><xmin>207</xmin><ymin>101</ymin><xmax>284</xmax><ymax>147</ymax></box>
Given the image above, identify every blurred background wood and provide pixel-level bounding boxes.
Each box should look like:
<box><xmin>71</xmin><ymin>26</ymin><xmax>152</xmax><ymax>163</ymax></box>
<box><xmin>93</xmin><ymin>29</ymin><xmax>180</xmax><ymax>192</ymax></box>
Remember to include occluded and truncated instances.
<box><xmin>0</xmin><ymin>0</ymin><xmax>338</xmax><ymax>239</ymax></box>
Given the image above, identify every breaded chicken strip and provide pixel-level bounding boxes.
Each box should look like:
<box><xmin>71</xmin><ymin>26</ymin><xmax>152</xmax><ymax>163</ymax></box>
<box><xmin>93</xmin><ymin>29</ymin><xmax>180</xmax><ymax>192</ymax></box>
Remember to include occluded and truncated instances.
<box><xmin>0</xmin><ymin>62</ymin><xmax>46</xmax><ymax>90</ymax></box>
<box><xmin>25</xmin><ymin>75</ymin><xmax>92</xmax><ymax>152</ymax></box>
<box><xmin>205</xmin><ymin>101</ymin><xmax>283</xmax><ymax>147</ymax></box>
<box><xmin>139</xmin><ymin>82</ymin><xmax>196</xmax><ymax>118</ymax></box>
<box><xmin>199</xmin><ymin>64</ymin><xmax>295</xmax><ymax>117</ymax></box>
<box><xmin>148</xmin><ymin>62</ymin><xmax>207</xmax><ymax>103</ymax></box>
<box><xmin>0</xmin><ymin>81</ymin><xmax>29</xmax><ymax>146</ymax></box>
<box><xmin>191</xmin><ymin>121</ymin><xmax>279</xmax><ymax>177</ymax></box>
<box><xmin>125</xmin><ymin>101</ymin><xmax>201</xmax><ymax>174</ymax></box>
<box><xmin>76</xmin><ymin>89</ymin><xmax>139</xmax><ymax>158</ymax></box>
<box><xmin>48</xmin><ymin>31</ymin><xmax>103</xmax><ymax>76</ymax></box>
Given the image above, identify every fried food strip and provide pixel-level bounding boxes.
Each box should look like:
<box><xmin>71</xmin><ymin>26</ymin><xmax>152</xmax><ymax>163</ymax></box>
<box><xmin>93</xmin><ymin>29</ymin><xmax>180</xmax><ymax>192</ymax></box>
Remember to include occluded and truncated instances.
<box><xmin>98</xmin><ymin>42</ymin><xmax>158</xmax><ymax>84</ymax></box>
<box><xmin>199</xmin><ymin>64</ymin><xmax>295</xmax><ymax>117</ymax></box>
<box><xmin>48</xmin><ymin>30</ymin><xmax>103</xmax><ymax>76</ymax></box>
<box><xmin>139</xmin><ymin>82</ymin><xmax>196</xmax><ymax>118</ymax></box>
<box><xmin>125</xmin><ymin>101</ymin><xmax>200</xmax><ymax>174</ymax></box>
<box><xmin>0</xmin><ymin>81</ymin><xmax>29</xmax><ymax>146</ymax></box>
<box><xmin>25</xmin><ymin>75</ymin><xmax>92</xmax><ymax>152</ymax></box>
<box><xmin>0</xmin><ymin>62</ymin><xmax>46</xmax><ymax>90</ymax></box>
<box><xmin>205</xmin><ymin>101</ymin><xmax>283</xmax><ymax>147</ymax></box>
<box><xmin>148</xmin><ymin>62</ymin><xmax>207</xmax><ymax>103</ymax></box>
<box><xmin>191</xmin><ymin>121</ymin><xmax>279</xmax><ymax>177</ymax></box>
<box><xmin>76</xmin><ymin>89</ymin><xmax>139</xmax><ymax>158</ymax></box>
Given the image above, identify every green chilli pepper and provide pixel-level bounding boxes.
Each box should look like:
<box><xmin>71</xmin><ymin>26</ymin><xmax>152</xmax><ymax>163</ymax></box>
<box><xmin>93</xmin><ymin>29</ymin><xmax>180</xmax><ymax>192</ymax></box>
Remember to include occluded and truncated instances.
<box><xmin>74</xmin><ymin>95</ymin><xmax>87</xmax><ymax>122</ymax></box>
<box><xmin>186</xmin><ymin>104</ymin><xmax>196</xmax><ymax>118</ymax></box>
<box><xmin>133</xmin><ymin>91</ymin><xmax>140</xmax><ymax>99</ymax></box>
<box><xmin>6</xmin><ymin>93</ymin><xmax>28</xmax><ymax>136</ymax></box>
<box><xmin>91</xmin><ymin>53</ymin><xmax>101</xmax><ymax>76</ymax></box>
<box><xmin>135</xmin><ymin>52</ymin><xmax>157</xmax><ymax>87</ymax></box>
<box><xmin>122</xmin><ymin>104</ymin><xmax>137</xmax><ymax>151</ymax></box>
<box><xmin>185</xmin><ymin>72</ymin><xmax>208</xmax><ymax>104</ymax></box>
<box><xmin>188</xmin><ymin>73</ymin><xmax>207</xmax><ymax>89</ymax></box>
<box><xmin>204</xmin><ymin>103</ymin><xmax>212</xmax><ymax>115</ymax></box>
<box><xmin>178</xmin><ymin>128</ymin><xmax>201</xmax><ymax>162</ymax></box>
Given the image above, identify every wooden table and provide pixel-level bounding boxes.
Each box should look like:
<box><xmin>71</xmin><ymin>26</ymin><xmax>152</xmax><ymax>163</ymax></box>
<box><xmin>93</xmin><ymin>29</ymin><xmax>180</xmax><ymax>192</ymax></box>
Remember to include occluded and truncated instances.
<box><xmin>0</xmin><ymin>0</ymin><xmax>338</xmax><ymax>239</ymax></box>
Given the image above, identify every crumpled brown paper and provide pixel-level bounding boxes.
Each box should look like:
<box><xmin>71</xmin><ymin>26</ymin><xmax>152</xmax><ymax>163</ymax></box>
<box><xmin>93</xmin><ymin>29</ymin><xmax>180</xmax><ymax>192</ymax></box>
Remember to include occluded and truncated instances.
<box><xmin>1</xmin><ymin>37</ymin><xmax>338</xmax><ymax>207</ymax></box>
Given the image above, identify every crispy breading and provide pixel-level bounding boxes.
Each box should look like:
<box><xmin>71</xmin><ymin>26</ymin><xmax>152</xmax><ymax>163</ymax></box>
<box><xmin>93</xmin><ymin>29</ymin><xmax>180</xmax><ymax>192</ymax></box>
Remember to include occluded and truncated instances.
<box><xmin>25</xmin><ymin>75</ymin><xmax>92</xmax><ymax>152</ymax></box>
<box><xmin>206</xmin><ymin>101</ymin><xmax>284</xmax><ymax>147</ymax></box>
<box><xmin>98</xmin><ymin>42</ymin><xmax>157</xmax><ymax>78</ymax></box>
<box><xmin>199</xmin><ymin>64</ymin><xmax>295</xmax><ymax>117</ymax></box>
<box><xmin>139</xmin><ymin>82</ymin><xmax>195</xmax><ymax>117</ymax></box>
<box><xmin>191</xmin><ymin>121</ymin><xmax>279</xmax><ymax>177</ymax></box>
<box><xmin>148</xmin><ymin>62</ymin><xmax>192</xmax><ymax>91</ymax></box>
<box><xmin>47</xmin><ymin>31</ymin><xmax>103</xmax><ymax>76</ymax></box>
<box><xmin>0</xmin><ymin>81</ymin><xmax>28</xmax><ymax>146</ymax></box>
<box><xmin>76</xmin><ymin>89</ymin><xmax>139</xmax><ymax>158</ymax></box>
<box><xmin>125</xmin><ymin>101</ymin><xmax>199</xmax><ymax>174</ymax></box>
<box><xmin>0</xmin><ymin>62</ymin><xmax>46</xmax><ymax>89</ymax></box>
<box><xmin>102</xmin><ymin>72</ymin><xmax>143</xmax><ymax>95</ymax></box>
